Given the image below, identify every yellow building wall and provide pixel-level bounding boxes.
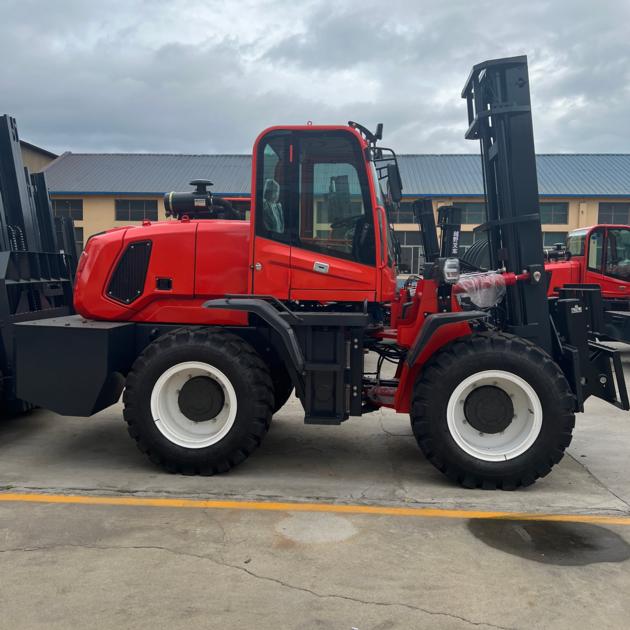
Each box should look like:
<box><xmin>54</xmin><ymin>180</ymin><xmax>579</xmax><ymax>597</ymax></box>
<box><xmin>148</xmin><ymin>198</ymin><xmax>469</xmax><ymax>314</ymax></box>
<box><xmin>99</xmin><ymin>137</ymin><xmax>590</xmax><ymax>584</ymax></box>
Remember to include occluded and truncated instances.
<box><xmin>391</xmin><ymin>197</ymin><xmax>630</xmax><ymax>235</ymax></box>
<box><xmin>51</xmin><ymin>194</ymin><xmax>166</xmax><ymax>246</ymax></box>
<box><xmin>50</xmin><ymin>193</ymin><xmax>630</xmax><ymax>250</ymax></box>
<box><xmin>20</xmin><ymin>145</ymin><xmax>57</xmax><ymax>173</ymax></box>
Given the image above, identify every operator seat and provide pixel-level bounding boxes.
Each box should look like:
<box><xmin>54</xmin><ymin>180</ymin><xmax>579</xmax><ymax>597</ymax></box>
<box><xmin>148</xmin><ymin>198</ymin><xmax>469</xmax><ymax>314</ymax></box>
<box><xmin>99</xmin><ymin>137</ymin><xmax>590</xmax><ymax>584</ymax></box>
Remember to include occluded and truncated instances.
<box><xmin>263</xmin><ymin>179</ymin><xmax>284</xmax><ymax>233</ymax></box>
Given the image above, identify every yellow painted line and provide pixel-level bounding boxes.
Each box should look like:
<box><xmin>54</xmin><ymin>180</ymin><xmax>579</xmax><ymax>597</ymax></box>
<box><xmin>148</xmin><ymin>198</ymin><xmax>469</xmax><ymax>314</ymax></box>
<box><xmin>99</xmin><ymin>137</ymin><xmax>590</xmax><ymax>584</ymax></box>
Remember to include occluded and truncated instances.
<box><xmin>1</xmin><ymin>492</ymin><xmax>630</xmax><ymax>526</ymax></box>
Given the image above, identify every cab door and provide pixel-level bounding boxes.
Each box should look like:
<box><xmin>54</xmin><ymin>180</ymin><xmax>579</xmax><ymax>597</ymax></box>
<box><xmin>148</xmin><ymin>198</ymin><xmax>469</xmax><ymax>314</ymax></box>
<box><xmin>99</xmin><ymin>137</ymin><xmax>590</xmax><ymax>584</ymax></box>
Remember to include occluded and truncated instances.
<box><xmin>289</xmin><ymin>131</ymin><xmax>377</xmax><ymax>302</ymax></box>
<box><xmin>590</xmin><ymin>227</ymin><xmax>630</xmax><ymax>299</ymax></box>
<box><xmin>251</xmin><ymin>131</ymin><xmax>293</xmax><ymax>299</ymax></box>
<box><xmin>583</xmin><ymin>227</ymin><xmax>606</xmax><ymax>287</ymax></box>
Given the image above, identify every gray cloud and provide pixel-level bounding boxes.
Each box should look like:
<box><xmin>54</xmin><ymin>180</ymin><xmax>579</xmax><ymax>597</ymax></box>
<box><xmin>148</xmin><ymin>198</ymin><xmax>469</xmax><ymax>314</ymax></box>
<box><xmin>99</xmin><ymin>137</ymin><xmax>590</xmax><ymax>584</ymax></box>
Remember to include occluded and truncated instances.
<box><xmin>1</xmin><ymin>0</ymin><xmax>628</xmax><ymax>155</ymax></box>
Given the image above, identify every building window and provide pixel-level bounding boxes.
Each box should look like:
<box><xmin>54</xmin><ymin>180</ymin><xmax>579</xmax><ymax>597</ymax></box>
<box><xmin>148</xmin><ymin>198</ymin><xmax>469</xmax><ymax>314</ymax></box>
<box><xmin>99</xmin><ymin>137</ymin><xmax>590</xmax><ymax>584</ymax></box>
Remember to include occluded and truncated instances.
<box><xmin>543</xmin><ymin>232</ymin><xmax>567</xmax><ymax>248</ymax></box>
<box><xmin>458</xmin><ymin>202</ymin><xmax>486</xmax><ymax>225</ymax></box>
<box><xmin>540</xmin><ymin>202</ymin><xmax>568</xmax><ymax>224</ymax></box>
<box><xmin>115</xmin><ymin>199</ymin><xmax>158</xmax><ymax>221</ymax></box>
<box><xmin>53</xmin><ymin>198</ymin><xmax>83</xmax><ymax>220</ymax></box>
<box><xmin>74</xmin><ymin>227</ymin><xmax>84</xmax><ymax>252</ymax></box>
<box><xmin>396</xmin><ymin>229</ymin><xmax>424</xmax><ymax>274</ymax></box>
<box><xmin>390</xmin><ymin>201</ymin><xmax>415</xmax><ymax>224</ymax></box>
<box><xmin>598</xmin><ymin>202</ymin><xmax>630</xmax><ymax>224</ymax></box>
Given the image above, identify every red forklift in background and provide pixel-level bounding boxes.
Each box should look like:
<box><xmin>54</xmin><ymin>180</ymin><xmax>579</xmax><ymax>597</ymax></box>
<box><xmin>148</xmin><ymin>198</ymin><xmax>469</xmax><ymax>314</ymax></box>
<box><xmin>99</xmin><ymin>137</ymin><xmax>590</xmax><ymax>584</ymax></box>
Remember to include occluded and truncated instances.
<box><xmin>12</xmin><ymin>56</ymin><xmax>629</xmax><ymax>489</ymax></box>
<box><xmin>466</xmin><ymin>224</ymin><xmax>630</xmax><ymax>343</ymax></box>
<box><xmin>545</xmin><ymin>225</ymin><xmax>630</xmax><ymax>342</ymax></box>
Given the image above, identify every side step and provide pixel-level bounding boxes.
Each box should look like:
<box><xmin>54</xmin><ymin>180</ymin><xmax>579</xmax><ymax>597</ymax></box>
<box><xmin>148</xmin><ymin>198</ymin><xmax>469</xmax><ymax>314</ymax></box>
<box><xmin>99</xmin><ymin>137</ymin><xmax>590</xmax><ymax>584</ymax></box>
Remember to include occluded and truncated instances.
<box><xmin>295</xmin><ymin>313</ymin><xmax>367</xmax><ymax>425</ymax></box>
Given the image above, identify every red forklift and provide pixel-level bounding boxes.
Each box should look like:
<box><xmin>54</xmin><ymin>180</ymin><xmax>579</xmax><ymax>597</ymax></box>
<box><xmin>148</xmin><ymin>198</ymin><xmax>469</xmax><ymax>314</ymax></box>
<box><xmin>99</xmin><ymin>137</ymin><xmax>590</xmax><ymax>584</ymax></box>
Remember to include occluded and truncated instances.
<box><xmin>545</xmin><ymin>225</ymin><xmax>630</xmax><ymax>342</ymax></box>
<box><xmin>13</xmin><ymin>56</ymin><xmax>629</xmax><ymax>489</ymax></box>
<box><xmin>468</xmin><ymin>224</ymin><xmax>630</xmax><ymax>342</ymax></box>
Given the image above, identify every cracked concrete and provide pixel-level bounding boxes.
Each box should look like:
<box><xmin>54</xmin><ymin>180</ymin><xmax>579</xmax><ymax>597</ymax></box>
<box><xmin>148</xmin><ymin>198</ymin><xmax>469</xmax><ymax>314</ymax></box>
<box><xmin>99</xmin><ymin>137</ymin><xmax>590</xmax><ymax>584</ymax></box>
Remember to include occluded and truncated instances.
<box><xmin>1</xmin><ymin>350</ymin><xmax>630</xmax><ymax>628</ymax></box>
<box><xmin>2</xmin><ymin>500</ymin><xmax>629</xmax><ymax>629</ymax></box>
<box><xmin>0</xmin><ymin>541</ymin><xmax>513</xmax><ymax>629</ymax></box>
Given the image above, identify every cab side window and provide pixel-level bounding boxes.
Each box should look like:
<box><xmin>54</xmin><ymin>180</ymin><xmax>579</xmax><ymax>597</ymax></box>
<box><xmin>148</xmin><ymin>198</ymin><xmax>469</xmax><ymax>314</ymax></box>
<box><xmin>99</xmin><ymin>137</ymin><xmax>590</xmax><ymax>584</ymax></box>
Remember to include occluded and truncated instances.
<box><xmin>256</xmin><ymin>133</ymin><xmax>291</xmax><ymax>244</ymax></box>
<box><xmin>605</xmin><ymin>228</ymin><xmax>630</xmax><ymax>281</ymax></box>
<box><xmin>588</xmin><ymin>230</ymin><xmax>604</xmax><ymax>271</ymax></box>
<box><xmin>296</xmin><ymin>133</ymin><xmax>374</xmax><ymax>265</ymax></box>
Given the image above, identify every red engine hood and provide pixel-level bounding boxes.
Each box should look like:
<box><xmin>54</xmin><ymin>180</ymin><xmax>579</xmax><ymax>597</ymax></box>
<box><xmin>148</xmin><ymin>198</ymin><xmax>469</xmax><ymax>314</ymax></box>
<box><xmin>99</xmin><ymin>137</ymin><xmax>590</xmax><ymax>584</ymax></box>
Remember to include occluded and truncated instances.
<box><xmin>74</xmin><ymin>220</ymin><xmax>251</xmax><ymax>324</ymax></box>
<box><xmin>545</xmin><ymin>258</ymin><xmax>582</xmax><ymax>296</ymax></box>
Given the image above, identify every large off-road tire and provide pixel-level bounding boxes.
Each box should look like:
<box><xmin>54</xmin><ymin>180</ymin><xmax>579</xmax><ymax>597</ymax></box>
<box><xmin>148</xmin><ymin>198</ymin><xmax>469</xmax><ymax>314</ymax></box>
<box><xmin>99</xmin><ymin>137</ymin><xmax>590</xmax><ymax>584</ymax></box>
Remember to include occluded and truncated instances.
<box><xmin>123</xmin><ymin>328</ymin><xmax>274</xmax><ymax>475</ymax></box>
<box><xmin>271</xmin><ymin>364</ymin><xmax>294</xmax><ymax>414</ymax></box>
<box><xmin>411</xmin><ymin>332</ymin><xmax>575</xmax><ymax>490</ymax></box>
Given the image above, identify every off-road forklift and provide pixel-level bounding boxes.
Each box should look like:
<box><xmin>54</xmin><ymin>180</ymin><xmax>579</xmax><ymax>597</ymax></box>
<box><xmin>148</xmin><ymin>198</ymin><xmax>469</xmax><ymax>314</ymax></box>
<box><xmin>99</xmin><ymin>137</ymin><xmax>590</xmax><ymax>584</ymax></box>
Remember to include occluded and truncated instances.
<box><xmin>14</xmin><ymin>56</ymin><xmax>629</xmax><ymax>489</ymax></box>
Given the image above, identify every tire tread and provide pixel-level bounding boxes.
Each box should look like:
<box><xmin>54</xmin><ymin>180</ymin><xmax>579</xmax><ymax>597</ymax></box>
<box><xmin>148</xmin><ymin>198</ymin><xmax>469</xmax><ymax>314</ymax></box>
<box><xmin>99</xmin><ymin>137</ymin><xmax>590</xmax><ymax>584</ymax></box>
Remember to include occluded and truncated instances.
<box><xmin>123</xmin><ymin>327</ymin><xmax>273</xmax><ymax>475</ymax></box>
<box><xmin>411</xmin><ymin>332</ymin><xmax>575</xmax><ymax>490</ymax></box>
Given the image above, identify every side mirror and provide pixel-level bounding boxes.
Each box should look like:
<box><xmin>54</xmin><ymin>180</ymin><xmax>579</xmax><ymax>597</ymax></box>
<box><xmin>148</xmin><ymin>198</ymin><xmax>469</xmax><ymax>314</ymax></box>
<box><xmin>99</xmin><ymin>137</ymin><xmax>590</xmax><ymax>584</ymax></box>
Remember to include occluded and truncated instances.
<box><xmin>387</xmin><ymin>163</ymin><xmax>403</xmax><ymax>204</ymax></box>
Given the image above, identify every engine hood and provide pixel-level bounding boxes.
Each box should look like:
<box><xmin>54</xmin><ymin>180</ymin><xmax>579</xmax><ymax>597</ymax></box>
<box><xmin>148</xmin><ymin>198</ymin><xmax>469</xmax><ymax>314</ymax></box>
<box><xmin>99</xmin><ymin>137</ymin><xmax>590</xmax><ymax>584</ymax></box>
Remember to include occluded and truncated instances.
<box><xmin>74</xmin><ymin>219</ymin><xmax>251</xmax><ymax>322</ymax></box>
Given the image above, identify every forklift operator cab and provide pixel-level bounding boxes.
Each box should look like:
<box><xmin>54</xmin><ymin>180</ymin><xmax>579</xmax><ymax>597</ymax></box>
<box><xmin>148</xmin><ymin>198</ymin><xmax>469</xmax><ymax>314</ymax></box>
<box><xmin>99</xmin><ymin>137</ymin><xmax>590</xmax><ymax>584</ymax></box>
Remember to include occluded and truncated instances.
<box><xmin>568</xmin><ymin>225</ymin><xmax>630</xmax><ymax>297</ymax></box>
<box><xmin>249</xmin><ymin>126</ymin><xmax>397</xmax><ymax>303</ymax></box>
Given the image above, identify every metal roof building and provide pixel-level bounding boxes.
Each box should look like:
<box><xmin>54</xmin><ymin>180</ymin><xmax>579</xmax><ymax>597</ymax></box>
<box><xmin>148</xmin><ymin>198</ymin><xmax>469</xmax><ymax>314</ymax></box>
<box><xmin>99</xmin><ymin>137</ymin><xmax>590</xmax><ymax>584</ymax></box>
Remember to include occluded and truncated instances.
<box><xmin>43</xmin><ymin>151</ymin><xmax>630</xmax><ymax>273</ymax></box>
<box><xmin>45</xmin><ymin>152</ymin><xmax>630</xmax><ymax>198</ymax></box>
<box><xmin>45</xmin><ymin>153</ymin><xmax>252</xmax><ymax>196</ymax></box>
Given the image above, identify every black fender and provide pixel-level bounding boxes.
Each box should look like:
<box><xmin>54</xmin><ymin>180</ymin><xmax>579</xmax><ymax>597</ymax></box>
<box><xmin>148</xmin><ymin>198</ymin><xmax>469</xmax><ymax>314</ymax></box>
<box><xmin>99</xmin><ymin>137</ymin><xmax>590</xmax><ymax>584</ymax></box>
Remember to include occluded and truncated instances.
<box><xmin>203</xmin><ymin>296</ymin><xmax>305</xmax><ymax>396</ymax></box>
<box><xmin>406</xmin><ymin>311</ymin><xmax>488</xmax><ymax>367</ymax></box>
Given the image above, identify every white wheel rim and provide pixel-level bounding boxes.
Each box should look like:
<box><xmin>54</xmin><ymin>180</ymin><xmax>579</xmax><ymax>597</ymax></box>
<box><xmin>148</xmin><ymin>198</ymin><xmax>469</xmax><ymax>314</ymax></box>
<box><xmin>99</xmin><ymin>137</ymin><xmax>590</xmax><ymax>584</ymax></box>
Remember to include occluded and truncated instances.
<box><xmin>150</xmin><ymin>361</ymin><xmax>237</xmax><ymax>449</ymax></box>
<box><xmin>446</xmin><ymin>370</ymin><xmax>543</xmax><ymax>462</ymax></box>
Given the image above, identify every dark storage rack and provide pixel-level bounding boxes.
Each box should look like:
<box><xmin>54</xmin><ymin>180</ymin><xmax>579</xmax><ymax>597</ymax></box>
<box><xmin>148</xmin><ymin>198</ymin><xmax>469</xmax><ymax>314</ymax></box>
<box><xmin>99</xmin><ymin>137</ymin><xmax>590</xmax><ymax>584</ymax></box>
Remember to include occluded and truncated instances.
<box><xmin>0</xmin><ymin>114</ymin><xmax>76</xmax><ymax>415</ymax></box>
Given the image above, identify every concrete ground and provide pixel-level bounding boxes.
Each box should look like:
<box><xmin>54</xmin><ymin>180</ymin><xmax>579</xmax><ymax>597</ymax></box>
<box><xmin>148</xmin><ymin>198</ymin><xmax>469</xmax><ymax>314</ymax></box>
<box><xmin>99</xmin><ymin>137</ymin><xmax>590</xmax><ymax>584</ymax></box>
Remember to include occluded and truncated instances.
<box><xmin>2</xmin><ymin>350</ymin><xmax>630</xmax><ymax>629</ymax></box>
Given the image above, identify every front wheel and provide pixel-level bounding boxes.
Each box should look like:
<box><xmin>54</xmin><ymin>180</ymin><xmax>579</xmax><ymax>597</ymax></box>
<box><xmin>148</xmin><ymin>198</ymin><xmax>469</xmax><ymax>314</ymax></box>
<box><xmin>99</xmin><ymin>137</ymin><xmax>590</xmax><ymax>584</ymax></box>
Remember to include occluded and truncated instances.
<box><xmin>123</xmin><ymin>328</ymin><xmax>274</xmax><ymax>475</ymax></box>
<box><xmin>411</xmin><ymin>333</ymin><xmax>575</xmax><ymax>490</ymax></box>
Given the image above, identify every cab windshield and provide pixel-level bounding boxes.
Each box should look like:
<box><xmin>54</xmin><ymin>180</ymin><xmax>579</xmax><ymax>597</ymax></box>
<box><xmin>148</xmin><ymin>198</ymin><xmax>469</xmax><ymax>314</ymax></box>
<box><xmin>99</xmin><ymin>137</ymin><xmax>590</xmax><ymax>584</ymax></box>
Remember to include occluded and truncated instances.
<box><xmin>605</xmin><ymin>227</ymin><xmax>630</xmax><ymax>281</ymax></box>
<box><xmin>567</xmin><ymin>229</ymin><xmax>587</xmax><ymax>256</ymax></box>
<box><xmin>369</xmin><ymin>162</ymin><xmax>385</xmax><ymax>207</ymax></box>
<box><xmin>369</xmin><ymin>157</ymin><xmax>401</xmax><ymax>268</ymax></box>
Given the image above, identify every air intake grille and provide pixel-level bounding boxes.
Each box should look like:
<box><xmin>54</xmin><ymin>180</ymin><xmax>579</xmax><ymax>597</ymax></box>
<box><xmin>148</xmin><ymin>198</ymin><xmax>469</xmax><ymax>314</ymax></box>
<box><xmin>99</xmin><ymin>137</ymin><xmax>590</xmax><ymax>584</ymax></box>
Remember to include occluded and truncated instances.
<box><xmin>107</xmin><ymin>240</ymin><xmax>152</xmax><ymax>304</ymax></box>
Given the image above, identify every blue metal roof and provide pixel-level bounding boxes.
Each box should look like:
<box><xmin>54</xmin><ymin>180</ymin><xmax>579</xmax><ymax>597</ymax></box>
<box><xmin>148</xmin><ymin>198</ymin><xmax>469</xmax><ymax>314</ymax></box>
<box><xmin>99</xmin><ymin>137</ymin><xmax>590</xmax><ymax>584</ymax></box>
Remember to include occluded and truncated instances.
<box><xmin>45</xmin><ymin>153</ymin><xmax>252</xmax><ymax>196</ymax></box>
<box><xmin>45</xmin><ymin>152</ymin><xmax>630</xmax><ymax>198</ymax></box>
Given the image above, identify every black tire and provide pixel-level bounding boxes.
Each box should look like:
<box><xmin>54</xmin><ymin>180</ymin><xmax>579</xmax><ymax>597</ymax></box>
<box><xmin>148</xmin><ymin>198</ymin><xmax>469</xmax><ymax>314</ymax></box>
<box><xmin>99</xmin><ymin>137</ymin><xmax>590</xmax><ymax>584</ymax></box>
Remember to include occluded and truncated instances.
<box><xmin>123</xmin><ymin>328</ymin><xmax>274</xmax><ymax>475</ymax></box>
<box><xmin>271</xmin><ymin>364</ymin><xmax>294</xmax><ymax>414</ymax></box>
<box><xmin>0</xmin><ymin>373</ymin><xmax>36</xmax><ymax>419</ymax></box>
<box><xmin>411</xmin><ymin>332</ymin><xmax>575</xmax><ymax>490</ymax></box>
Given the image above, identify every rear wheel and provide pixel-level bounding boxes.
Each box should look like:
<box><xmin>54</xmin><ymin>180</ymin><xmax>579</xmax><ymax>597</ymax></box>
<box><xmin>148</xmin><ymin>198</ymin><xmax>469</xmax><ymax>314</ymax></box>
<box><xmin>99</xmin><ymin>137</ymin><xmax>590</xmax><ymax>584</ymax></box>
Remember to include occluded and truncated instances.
<box><xmin>411</xmin><ymin>333</ymin><xmax>575</xmax><ymax>489</ymax></box>
<box><xmin>123</xmin><ymin>328</ymin><xmax>274</xmax><ymax>475</ymax></box>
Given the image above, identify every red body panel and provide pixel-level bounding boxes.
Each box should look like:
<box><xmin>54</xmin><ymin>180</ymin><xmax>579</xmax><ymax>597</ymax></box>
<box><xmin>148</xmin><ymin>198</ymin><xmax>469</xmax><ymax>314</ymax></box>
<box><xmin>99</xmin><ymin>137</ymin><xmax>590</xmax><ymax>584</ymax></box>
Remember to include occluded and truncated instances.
<box><xmin>252</xmin><ymin>237</ymin><xmax>292</xmax><ymax>299</ymax></box>
<box><xmin>75</xmin><ymin>220</ymin><xmax>247</xmax><ymax>326</ymax></box>
<box><xmin>390</xmin><ymin>278</ymin><xmax>472</xmax><ymax>413</ymax></box>
<box><xmin>74</xmin><ymin>228</ymin><xmax>127</xmax><ymax>320</ymax></box>
<box><xmin>195</xmin><ymin>220</ymin><xmax>250</xmax><ymax>297</ymax></box>
<box><xmin>545</xmin><ymin>259</ymin><xmax>582</xmax><ymax>295</ymax></box>
<box><xmin>290</xmin><ymin>248</ymin><xmax>376</xmax><ymax>301</ymax></box>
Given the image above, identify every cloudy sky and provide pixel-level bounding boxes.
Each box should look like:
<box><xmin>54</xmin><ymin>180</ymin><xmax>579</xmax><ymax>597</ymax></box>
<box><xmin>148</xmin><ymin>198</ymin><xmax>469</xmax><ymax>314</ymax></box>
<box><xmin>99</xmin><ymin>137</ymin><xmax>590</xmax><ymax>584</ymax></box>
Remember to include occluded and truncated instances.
<box><xmin>1</xmin><ymin>0</ymin><xmax>629</xmax><ymax>155</ymax></box>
